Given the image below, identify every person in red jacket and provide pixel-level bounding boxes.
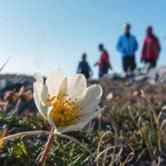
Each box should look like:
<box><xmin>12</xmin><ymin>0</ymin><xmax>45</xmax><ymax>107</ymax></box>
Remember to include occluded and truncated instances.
<box><xmin>94</xmin><ymin>44</ymin><xmax>112</xmax><ymax>78</ymax></box>
<box><xmin>141</xmin><ymin>26</ymin><xmax>161</xmax><ymax>70</ymax></box>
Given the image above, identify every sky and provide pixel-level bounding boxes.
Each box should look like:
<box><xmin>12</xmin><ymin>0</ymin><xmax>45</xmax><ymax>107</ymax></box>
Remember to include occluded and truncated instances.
<box><xmin>0</xmin><ymin>0</ymin><xmax>166</xmax><ymax>77</ymax></box>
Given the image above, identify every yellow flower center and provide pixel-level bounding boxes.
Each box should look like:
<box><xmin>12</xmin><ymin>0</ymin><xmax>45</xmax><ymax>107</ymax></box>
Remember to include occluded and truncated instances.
<box><xmin>47</xmin><ymin>95</ymin><xmax>80</xmax><ymax>127</ymax></box>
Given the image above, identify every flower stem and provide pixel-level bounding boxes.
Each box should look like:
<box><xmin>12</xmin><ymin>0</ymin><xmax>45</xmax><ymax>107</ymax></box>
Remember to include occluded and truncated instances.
<box><xmin>38</xmin><ymin>127</ymin><xmax>55</xmax><ymax>166</ymax></box>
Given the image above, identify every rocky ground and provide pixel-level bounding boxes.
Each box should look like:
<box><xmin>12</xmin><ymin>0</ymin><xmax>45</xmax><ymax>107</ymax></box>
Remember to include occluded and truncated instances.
<box><xmin>0</xmin><ymin>66</ymin><xmax>166</xmax><ymax>165</ymax></box>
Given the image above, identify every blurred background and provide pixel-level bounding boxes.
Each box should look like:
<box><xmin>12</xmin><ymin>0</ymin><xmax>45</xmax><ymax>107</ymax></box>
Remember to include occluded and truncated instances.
<box><xmin>0</xmin><ymin>0</ymin><xmax>166</xmax><ymax>77</ymax></box>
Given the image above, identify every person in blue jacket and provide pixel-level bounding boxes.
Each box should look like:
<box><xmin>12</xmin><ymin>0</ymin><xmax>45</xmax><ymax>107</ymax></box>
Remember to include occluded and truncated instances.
<box><xmin>117</xmin><ymin>23</ymin><xmax>138</xmax><ymax>73</ymax></box>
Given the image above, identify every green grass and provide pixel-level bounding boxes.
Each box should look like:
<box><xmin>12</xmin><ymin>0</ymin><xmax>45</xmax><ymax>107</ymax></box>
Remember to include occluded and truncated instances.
<box><xmin>0</xmin><ymin>93</ymin><xmax>166</xmax><ymax>166</ymax></box>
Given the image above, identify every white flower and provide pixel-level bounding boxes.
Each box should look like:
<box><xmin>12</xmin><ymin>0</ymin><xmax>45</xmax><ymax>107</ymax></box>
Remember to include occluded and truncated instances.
<box><xmin>33</xmin><ymin>69</ymin><xmax>103</xmax><ymax>133</ymax></box>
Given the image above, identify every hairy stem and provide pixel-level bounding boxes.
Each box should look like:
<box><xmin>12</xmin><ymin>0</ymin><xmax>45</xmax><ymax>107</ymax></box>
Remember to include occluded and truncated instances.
<box><xmin>38</xmin><ymin>128</ymin><xmax>55</xmax><ymax>166</ymax></box>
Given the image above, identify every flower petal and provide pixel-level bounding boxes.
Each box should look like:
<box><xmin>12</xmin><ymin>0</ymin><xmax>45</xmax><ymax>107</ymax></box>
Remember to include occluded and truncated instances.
<box><xmin>33</xmin><ymin>73</ymin><xmax>44</xmax><ymax>99</ymax></box>
<box><xmin>67</xmin><ymin>74</ymin><xmax>87</xmax><ymax>100</ymax></box>
<box><xmin>78</xmin><ymin>84</ymin><xmax>102</xmax><ymax>114</ymax></box>
<box><xmin>33</xmin><ymin>73</ymin><xmax>48</xmax><ymax>102</ymax></box>
<box><xmin>33</xmin><ymin>83</ymin><xmax>48</xmax><ymax>119</ymax></box>
<box><xmin>80</xmin><ymin>98</ymin><xmax>100</xmax><ymax>115</ymax></box>
<box><xmin>41</xmin><ymin>84</ymin><xmax>49</xmax><ymax>103</ymax></box>
<box><xmin>57</xmin><ymin>107</ymin><xmax>104</xmax><ymax>133</ymax></box>
<box><xmin>47</xmin><ymin>106</ymin><xmax>56</xmax><ymax>127</ymax></box>
<box><xmin>34</xmin><ymin>73</ymin><xmax>44</xmax><ymax>83</ymax></box>
<box><xmin>58</xmin><ymin>77</ymin><xmax>67</xmax><ymax>96</ymax></box>
<box><xmin>46</xmin><ymin>69</ymin><xmax>66</xmax><ymax>97</ymax></box>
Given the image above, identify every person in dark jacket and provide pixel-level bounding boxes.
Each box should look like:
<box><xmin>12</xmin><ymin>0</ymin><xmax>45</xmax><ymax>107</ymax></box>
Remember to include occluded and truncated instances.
<box><xmin>117</xmin><ymin>23</ymin><xmax>138</xmax><ymax>74</ymax></box>
<box><xmin>77</xmin><ymin>53</ymin><xmax>92</xmax><ymax>79</ymax></box>
<box><xmin>141</xmin><ymin>26</ymin><xmax>161</xmax><ymax>70</ymax></box>
<box><xmin>95</xmin><ymin>44</ymin><xmax>112</xmax><ymax>78</ymax></box>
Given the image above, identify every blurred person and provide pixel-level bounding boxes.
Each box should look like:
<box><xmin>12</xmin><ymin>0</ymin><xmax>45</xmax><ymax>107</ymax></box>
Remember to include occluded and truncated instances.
<box><xmin>117</xmin><ymin>23</ymin><xmax>138</xmax><ymax>74</ymax></box>
<box><xmin>94</xmin><ymin>44</ymin><xmax>112</xmax><ymax>78</ymax></box>
<box><xmin>77</xmin><ymin>53</ymin><xmax>92</xmax><ymax>79</ymax></box>
<box><xmin>141</xmin><ymin>26</ymin><xmax>161</xmax><ymax>70</ymax></box>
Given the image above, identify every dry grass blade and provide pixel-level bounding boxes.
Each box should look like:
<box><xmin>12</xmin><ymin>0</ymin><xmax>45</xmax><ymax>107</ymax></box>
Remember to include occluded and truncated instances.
<box><xmin>95</xmin><ymin>144</ymin><xmax>122</xmax><ymax>161</ymax></box>
<box><xmin>121</xmin><ymin>144</ymin><xmax>135</xmax><ymax>166</ymax></box>
<box><xmin>96</xmin><ymin>131</ymin><xmax>112</xmax><ymax>166</ymax></box>
<box><xmin>0</xmin><ymin>130</ymin><xmax>49</xmax><ymax>142</ymax></box>
<box><xmin>128</xmin><ymin>105</ymin><xmax>153</xmax><ymax>159</ymax></box>
<box><xmin>0</xmin><ymin>57</ymin><xmax>10</xmax><ymax>72</ymax></box>
<box><xmin>0</xmin><ymin>127</ymin><xmax>8</xmax><ymax>149</ymax></box>
<box><xmin>0</xmin><ymin>130</ymin><xmax>92</xmax><ymax>155</ymax></box>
